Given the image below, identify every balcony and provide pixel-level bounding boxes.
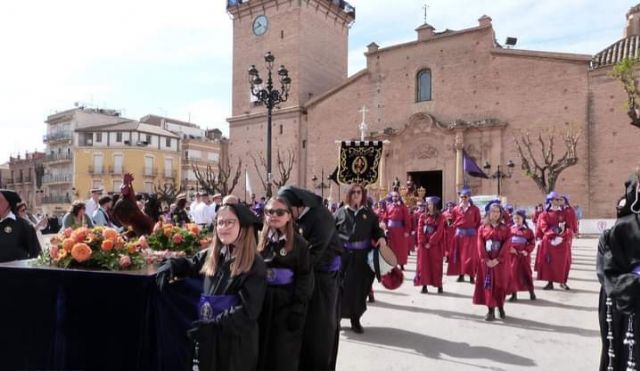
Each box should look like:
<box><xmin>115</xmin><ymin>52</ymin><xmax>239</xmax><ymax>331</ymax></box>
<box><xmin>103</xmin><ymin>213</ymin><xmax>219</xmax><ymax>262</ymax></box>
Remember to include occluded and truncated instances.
<box><xmin>108</xmin><ymin>166</ymin><xmax>126</xmax><ymax>176</ymax></box>
<box><xmin>143</xmin><ymin>167</ymin><xmax>158</xmax><ymax>177</ymax></box>
<box><xmin>43</xmin><ymin>174</ymin><xmax>73</xmax><ymax>184</ymax></box>
<box><xmin>88</xmin><ymin>165</ymin><xmax>105</xmax><ymax>176</ymax></box>
<box><xmin>163</xmin><ymin>170</ymin><xmax>177</xmax><ymax>180</ymax></box>
<box><xmin>44</xmin><ymin>152</ymin><xmax>73</xmax><ymax>163</ymax></box>
<box><xmin>42</xmin><ymin>195</ymin><xmax>71</xmax><ymax>204</ymax></box>
<box><xmin>20</xmin><ymin>176</ymin><xmax>32</xmax><ymax>184</ymax></box>
<box><xmin>43</xmin><ymin>131</ymin><xmax>73</xmax><ymax>143</ymax></box>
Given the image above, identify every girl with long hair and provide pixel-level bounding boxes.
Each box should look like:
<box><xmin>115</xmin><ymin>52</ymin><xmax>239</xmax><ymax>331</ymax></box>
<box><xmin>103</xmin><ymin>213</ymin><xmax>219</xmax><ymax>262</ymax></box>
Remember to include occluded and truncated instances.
<box><xmin>156</xmin><ymin>203</ymin><xmax>266</xmax><ymax>371</ymax></box>
<box><xmin>415</xmin><ymin>196</ymin><xmax>446</xmax><ymax>294</ymax></box>
<box><xmin>257</xmin><ymin>196</ymin><xmax>313</xmax><ymax>370</ymax></box>
<box><xmin>473</xmin><ymin>201</ymin><xmax>512</xmax><ymax>321</ymax></box>
<box><xmin>335</xmin><ymin>183</ymin><xmax>386</xmax><ymax>333</ymax></box>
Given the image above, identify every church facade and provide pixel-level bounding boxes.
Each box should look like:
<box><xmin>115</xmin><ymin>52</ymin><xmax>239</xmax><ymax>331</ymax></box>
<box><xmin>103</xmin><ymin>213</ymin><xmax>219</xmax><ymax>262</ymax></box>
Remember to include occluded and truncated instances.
<box><xmin>227</xmin><ymin>0</ymin><xmax>640</xmax><ymax>218</ymax></box>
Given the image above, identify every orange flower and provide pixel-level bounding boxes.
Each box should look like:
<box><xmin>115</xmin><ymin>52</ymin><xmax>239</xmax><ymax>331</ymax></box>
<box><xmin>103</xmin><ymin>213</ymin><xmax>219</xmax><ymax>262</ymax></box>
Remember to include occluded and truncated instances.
<box><xmin>63</xmin><ymin>227</ymin><xmax>73</xmax><ymax>238</ymax></box>
<box><xmin>57</xmin><ymin>248</ymin><xmax>68</xmax><ymax>260</ymax></box>
<box><xmin>62</xmin><ymin>238</ymin><xmax>75</xmax><ymax>252</ymax></box>
<box><xmin>101</xmin><ymin>239</ymin><xmax>114</xmax><ymax>251</ymax></box>
<box><xmin>71</xmin><ymin>227</ymin><xmax>89</xmax><ymax>243</ymax></box>
<box><xmin>199</xmin><ymin>239</ymin><xmax>211</xmax><ymax>248</ymax></box>
<box><xmin>187</xmin><ymin>224</ymin><xmax>201</xmax><ymax>235</ymax></box>
<box><xmin>115</xmin><ymin>237</ymin><xmax>126</xmax><ymax>250</ymax></box>
<box><xmin>102</xmin><ymin>228</ymin><xmax>119</xmax><ymax>242</ymax></box>
<box><xmin>49</xmin><ymin>245</ymin><xmax>59</xmax><ymax>260</ymax></box>
<box><xmin>71</xmin><ymin>243</ymin><xmax>92</xmax><ymax>263</ymax></box>
<box><xmin>49</xmin><ymin>235</ymin><xmax>62</xmax><ymax>246</ymax></box>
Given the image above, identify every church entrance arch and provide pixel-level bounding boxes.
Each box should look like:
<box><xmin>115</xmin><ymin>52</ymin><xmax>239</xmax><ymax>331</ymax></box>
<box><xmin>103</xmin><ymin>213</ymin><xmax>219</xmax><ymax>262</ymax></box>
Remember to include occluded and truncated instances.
<box><xmin>408</xmin><ymin>170</ymin><xmax>443</xmax><ymax>204</ymax></box>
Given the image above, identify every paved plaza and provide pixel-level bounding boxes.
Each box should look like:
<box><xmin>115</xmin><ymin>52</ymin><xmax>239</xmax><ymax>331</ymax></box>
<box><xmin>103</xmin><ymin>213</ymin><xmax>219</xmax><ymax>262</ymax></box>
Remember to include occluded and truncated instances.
<box><xmin>337</xmin><ymin>238</ymin><xmax>601</xmax><ymax>371</ymax></box>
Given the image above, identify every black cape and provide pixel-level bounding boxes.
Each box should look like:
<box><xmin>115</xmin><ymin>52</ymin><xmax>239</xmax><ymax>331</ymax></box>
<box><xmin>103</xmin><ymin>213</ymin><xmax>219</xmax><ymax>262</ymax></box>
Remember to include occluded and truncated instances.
<box><xmin>258</xmin><ymin>232</ymin><xmax>313</xmax><ymax>370</ymax></box>
<box><xmin>335</xmin><ymin>205</ymin><xmax>385</xmax><ymax>320</ymax></box>
<box><xmin>169</xmin><ymin>248</ymin><xmax>267</xmax><ymax>371</ymax></box>
<box><xmin>0</xmin><ymin>216</ymin><xmax>41</xmax><ymax>263</ymax></box>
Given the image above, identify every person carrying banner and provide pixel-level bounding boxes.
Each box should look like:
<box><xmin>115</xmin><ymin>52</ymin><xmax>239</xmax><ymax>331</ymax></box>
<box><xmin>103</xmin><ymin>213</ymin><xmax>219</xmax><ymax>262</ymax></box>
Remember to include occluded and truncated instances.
<box><xmin>473</xmin><ymin>201</ymin><xmax>512</xmax><ymax>321</ymax></box>
<box><xmin>448</xmin><ymin>187</ymin><xmax>481</xmax><ymax>283</ymax></box>
<box><xmin>335</xmin><ymin>184</ymin><xmax>386</xmax><ymax>334</ymax></box>
<box><xmin>415</xmin><ymin>196</ymin><xmax>446</xmax><ymax>294</ymax></box>
<box><xmin>507</xmin><ymin>209</ymin><xmax>536</xmax><ymax>301</ymax></box>
<box><xmin>383</xmin><ymin>191</ymin><xmax>411</xmax><ymax>270</ymax></box>
<box><xmin>277</xmin><ymin>185</ymin><xmax>343</xmax><ymax>371</ymax></box>
<box><xmin>536</xmin><ymin>191</ymin><xmax>574</xmax><ymax>290</ymax></box>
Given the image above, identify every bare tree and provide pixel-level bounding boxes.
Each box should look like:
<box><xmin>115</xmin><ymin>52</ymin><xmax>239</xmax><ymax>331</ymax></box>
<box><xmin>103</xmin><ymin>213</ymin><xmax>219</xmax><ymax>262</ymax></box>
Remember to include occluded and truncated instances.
<box><xmin>154</xmin><ymin>182</ymin><xmax>184</xmax><ymax>207</ymax></box>
<box><xmin>249</xmin><ymin>148</ymin><xmax>296</xmax><ymax>195</ymax></box>
<box><xmin>611</xmin><ymin>57</ymin><xmax>640</xmax><ymax>128</ymax></box>
<box><xmin>193</xmin><ymin>157</ymin><xmax>242</xmax><ymax>196</ymax></box>
<box><xmin>513</xmin><ymin>126</ymin><xmax>581</xmax><ymax>195</ymax></box>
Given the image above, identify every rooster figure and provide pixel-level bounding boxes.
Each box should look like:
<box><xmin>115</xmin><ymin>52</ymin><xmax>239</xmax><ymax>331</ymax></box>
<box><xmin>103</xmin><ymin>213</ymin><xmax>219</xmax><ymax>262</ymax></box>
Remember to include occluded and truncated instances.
<box><xmin>112</xmin><ymin>173</ymin><xmax>155</xmax><ymax>236</ymax></box>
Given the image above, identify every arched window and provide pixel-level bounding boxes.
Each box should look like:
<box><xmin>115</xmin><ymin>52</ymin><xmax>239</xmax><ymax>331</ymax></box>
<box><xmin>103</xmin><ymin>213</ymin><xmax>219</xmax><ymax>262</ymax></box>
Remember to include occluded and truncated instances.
<box><xmin>416</xmin><ymin>69</ymin><xmax>432</xmax><ymax>102</ymax></box>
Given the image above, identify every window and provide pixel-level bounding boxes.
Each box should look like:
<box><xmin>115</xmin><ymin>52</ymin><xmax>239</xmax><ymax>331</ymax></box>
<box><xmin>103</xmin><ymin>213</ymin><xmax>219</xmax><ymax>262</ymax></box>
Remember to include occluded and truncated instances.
<box><xmin>146</xmin><ymin>134</ymin><xmax>151</xmax><ymax>144</ymax></box>
<box><xmin>165</xmin><ymin>138</ymin><xmax>171</xmax><ymax>147</ymax></box>
<box><xmin>96</xmin><ymin>132</ymin><xmax>103</xmax><ymax>142</ymax></box>
<box><xmin>164</xmin><ymin>158</ymin><xmax>173</xmax><ymax>178</ymax></box>
<box><xmin>112</xmin><ymin>180</ymin><xmax>121</xmax><ymax>193</ymax></box>
<box><xmin>416</xmin><ymin>69</ymin><xmax>432</xmax><ymax>102</ymax></box>
<box><xmin>188</xmin><ymin>149</ymin><xmax>202</xmax><ymax>159</ymax></box>
<box><xmin>113</xmin><ymin>154</ymin><xmax>123</xmax><ymax>175</ymax></box>
<box><xmin>279</xmin><ymin>124</ymin><xmax>283</xmax><ymax>134</ymax></box>
<box><xmin>116</xmin><ymin>132</ymin><xmax>122</xmax><ymax>142</ymax></box>
<box><xmin>93</xmin><ymin>154</ymin><xmax>104</xmax><ymax>174</ymax></box>
<box><xmin>144</xmin><ymin>156</ymin><xmax>154</xmax><ymax>176</ymax></box>
<box><xmin>144</xmin><ymin>182</ymin><xmax>153</xmax><ymax>193</ymax></box>
<box><xmin>208</xmin><ymin>153</ymin><xmax>219</xmax><ymax>162</ymax></box>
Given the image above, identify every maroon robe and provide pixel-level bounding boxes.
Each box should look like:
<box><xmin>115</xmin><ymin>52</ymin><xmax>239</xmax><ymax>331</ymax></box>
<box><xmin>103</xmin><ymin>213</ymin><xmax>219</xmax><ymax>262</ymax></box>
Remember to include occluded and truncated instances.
<box><xmin>408</xmin><ymin>209</ymin><xmax>421</xmax><ymax>253</ymax></box>
<box><xmin>536</xmin><ymin>207</ymin><xmax>574</xmax><ymax>283</ymax></box>
<box><xmin>447</xmin><ymin>203</ymin><xmax>481</xmax><ymax>276</ymax></box>
<box><xmin>415</xmin><ymin>213</ymin><xmax>445</xmax><ymax>288</ymax></box>
<box><xmin>473</xmin><ymin>223</ymin><xmax>512</xmax><ymax>308</ymax></box>
<box><xmin>441</xmin><ymin>210</ymin><xmax>456</xmax><ymax>259</ymax></box>
<box><xmin>383</xmin><ymin>202</ymin><xmax>411</xmax><ymax>265</ymax></box>
<box><xmin>508</xmin><ymin>224</ymin><xmax>535</xmax><ymax>293</ymax></box>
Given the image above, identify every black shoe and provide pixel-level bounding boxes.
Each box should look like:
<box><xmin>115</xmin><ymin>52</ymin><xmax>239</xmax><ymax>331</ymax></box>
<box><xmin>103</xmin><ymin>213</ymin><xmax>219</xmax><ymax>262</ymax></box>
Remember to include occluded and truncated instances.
<box><xmin>484</xmin><ymin>309</ymin><xmax>496</xmax><ymax>321</ymax></box>
<box><xmin>469</xmin><ymin>276</ymin><xmax>475</xmax><ymax>284</ymax></box>
<box><xmin>543</xmin><ymin>282</ymin><xmax>554</xmax><ymax>290</ymax></box>
<box><xmin>350</xmin><ymin>318</ymin><xmax>364</xmax><ymax>334</ymax></box>
<box><xmin>498</xmin><ymin>307</ymin><xmax>506</xmax><ymax>319</ymax></box>
<box><xmin>437</xmin><ymin>287</ymin><xmax>444</xmax><ymax>294</ymax></box>
<box><xmin>508</xmin><ymin>293</ymin><xmax>517</xmax><ymax>302</ymax></box>
<box><xmin>529</xmin><ymin>290</ymin><xmax>537</xmax><ymax>300</ymax></box>
<box><xmin>400</xmin><ymin>265</ymin><xmax>405</xmax><ymax>271</ymax></box>
<box><xmin>368</xmin><ymin>291</ymin><xmax>375</xmax><ymax>303</ymax></box>
<box><xmin>457</xmin><ymin>275</ymin><xmax>464</xmax><ymax>282</ymax></box>
<box><xmin>560</xmin><ymin>283</ymin><xmax>571</xmax><ymax>291</ymax></box>
<box><xmin>421</xmin><ymin>286</ymin><xmax>428</xmax><ymax>294</ymax></box>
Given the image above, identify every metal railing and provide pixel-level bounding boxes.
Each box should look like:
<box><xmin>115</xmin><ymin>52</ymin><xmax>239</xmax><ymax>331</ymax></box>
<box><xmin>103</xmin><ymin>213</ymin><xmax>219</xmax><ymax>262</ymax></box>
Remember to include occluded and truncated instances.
<box><xmin>108</xmin><ymin>166</ymin><xmax>125</xmax><ymax>175</ymax></box>
<box><xmin>88</xmin><ymin>165</ymin><xmax>104</xmax><ymax>175</ymax></box>
<box><xmin>44</xmin><ymin>153</ymin><xmax>73</xmax><ymax>162</ymax></box>
<box><xmin>42</xmin><ymin>174</ymin><xmax>73</xmax><ymax>184</ymax></box>
<box><xmin>143</xmin><ymin>167</ymin><xmax>158</xmax><ymax>177</ymax></box>
<box><xmin>43</xmin><ymin>131</ymin><xmax>73</xmax><ymax>143</ymax></box>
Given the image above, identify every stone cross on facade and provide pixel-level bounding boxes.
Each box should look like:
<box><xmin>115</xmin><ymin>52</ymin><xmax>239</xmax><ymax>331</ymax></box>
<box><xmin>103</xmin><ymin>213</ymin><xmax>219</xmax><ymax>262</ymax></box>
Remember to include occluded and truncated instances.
<box><xmin>423</xmin><ymin>2</ymin><xmax>429</xmax><ymax>24</ymax></box>
<box><xmin>359</xmin><ymin>105</ymin><xmax>369</xmax><ymax>141</ymax></box>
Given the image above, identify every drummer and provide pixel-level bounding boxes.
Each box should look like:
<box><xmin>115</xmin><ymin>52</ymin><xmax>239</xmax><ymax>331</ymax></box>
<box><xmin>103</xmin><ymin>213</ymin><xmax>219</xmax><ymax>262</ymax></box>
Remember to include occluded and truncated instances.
<box><xmin>335</xmin><ymin>183</ymin><xmax>387</xmax><ymax>334</ymax></box>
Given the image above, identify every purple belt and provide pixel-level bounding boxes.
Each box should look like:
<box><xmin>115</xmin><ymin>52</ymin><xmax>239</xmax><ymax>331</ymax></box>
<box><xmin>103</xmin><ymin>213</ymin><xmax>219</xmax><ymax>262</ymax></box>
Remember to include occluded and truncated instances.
<box><xmin>198</xmin><ymin>294</ymin><xmax>239</xmax><ymax>320</ymax></box>
<box><xmin>324</xmin><ymin>256</ymin><xmax>341</xmax><ymax>272</ymax></box>
<box><xmin>424</xmin><ymin>225</ymin><xmax>435</xmax><ymax>235</ymax></box>
<box><xmin>455</xmin><ymin>227</ymin><xmax>476</xmax><ymax>237</ymax></box>
<box><xmin>632</xmin><ymin>264</ymin><xmax>640</xmax><ymax>276</ymax></box>
<box><xmin>511</xmin><ymin>236</ymin><xmax>528</xmax><ymax>245</ymax></box>
<box><xmin>345</xmin><ymin>240</ymin><xmax>371</xmax><ymax>250</ymax></box>
<box><xmin>387</xmin><ymin>220</ymin><xmax>404</xmax><ymax>228</ymax></box>
<box><xmin>266</xmin><ymin>267</ymin><xmax>294</xmax><ymax>285</ymax></box>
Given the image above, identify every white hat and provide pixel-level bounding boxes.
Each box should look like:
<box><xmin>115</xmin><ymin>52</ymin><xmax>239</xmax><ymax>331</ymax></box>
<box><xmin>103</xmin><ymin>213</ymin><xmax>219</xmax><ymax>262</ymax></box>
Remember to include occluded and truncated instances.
<box><xmin>368</xmin><ymin>244</ymin><xmax>398</xmax><ymax>279</ymax></box>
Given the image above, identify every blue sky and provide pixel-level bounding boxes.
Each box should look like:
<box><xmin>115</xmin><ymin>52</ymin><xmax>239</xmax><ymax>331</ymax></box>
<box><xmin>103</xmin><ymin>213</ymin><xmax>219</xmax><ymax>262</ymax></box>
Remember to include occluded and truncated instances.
<box><xmin>0</xmin><ymin>0</ymin><xmax>635</xmax><ymax>162</ymax></box>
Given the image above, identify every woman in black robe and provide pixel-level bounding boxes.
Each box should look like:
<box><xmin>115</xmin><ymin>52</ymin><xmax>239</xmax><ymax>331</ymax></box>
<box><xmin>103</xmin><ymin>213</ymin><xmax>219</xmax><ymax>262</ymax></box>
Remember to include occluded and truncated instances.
<box><xmin>598</xmin><ymin>175</ymin><xmax>640</xmax><ymax>371</ymax></box>
<box><xmin>335</xmin><ymin>184</ymin><xmax>386</xmax><ymax>333</ymax></box>
<box><xmin>256</xmin><ymin>196</ymin><xmax>313</xmax><ymax>370</ymax></box>
<box><xmin>157</xmin><ymin>203</ymin><xmax>266</xmax><ymax>371</ymax></box>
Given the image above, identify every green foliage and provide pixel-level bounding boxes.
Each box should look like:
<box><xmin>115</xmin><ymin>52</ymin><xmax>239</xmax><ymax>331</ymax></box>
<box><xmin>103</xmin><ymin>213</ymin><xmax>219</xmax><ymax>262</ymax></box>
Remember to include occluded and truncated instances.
<box><xmin>610</xmin><ymin>57</ymin><xmax>640</xmax><ymax>110</ymax></box>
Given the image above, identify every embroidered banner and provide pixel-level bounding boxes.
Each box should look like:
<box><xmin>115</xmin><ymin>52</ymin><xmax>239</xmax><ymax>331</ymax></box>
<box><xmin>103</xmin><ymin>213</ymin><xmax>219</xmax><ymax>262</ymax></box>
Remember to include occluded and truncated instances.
<box><xmin>337</xmin><ymin>141</ymin><xmax>383</xmax><ymax>185</ymax></box>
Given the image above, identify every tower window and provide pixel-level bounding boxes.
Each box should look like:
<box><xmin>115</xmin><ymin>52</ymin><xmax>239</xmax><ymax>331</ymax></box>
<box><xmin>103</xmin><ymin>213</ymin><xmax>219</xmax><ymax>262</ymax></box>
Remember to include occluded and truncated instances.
<box><xmin>279</xmin><ymin>124</ymin><xmax>283</xmax><ymax>134</ymax></box>
<box><xmin>416</xmin><ymin>69</ymin><xmax>432</xmax><ymax>102</ymax></box>
<box><xmin>281</xmin><ymin>30</ymin><xmax>284</xmax><ymax>39</ymax></box>
<box><xmin>302</xmin><ymin>140</ymin><xmax>307</xmax><ymax>149</ymax></box>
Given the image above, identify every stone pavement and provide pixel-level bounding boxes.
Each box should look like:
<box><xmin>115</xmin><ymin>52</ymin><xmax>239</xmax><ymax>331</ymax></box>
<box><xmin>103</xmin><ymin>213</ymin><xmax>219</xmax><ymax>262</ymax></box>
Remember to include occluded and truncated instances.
<box><xmin>336</xmin><ymin>238</ymin><xmax>601</xmax><ymax>371</ymax></box>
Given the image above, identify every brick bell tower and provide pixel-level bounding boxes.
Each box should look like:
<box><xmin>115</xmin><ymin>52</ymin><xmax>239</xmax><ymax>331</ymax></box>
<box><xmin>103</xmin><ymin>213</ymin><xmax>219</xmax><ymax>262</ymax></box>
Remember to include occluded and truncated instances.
<box><xmin>226</xmin><ymin>0</ymin><xmax>356</xmax><ymax>194</ymax></box>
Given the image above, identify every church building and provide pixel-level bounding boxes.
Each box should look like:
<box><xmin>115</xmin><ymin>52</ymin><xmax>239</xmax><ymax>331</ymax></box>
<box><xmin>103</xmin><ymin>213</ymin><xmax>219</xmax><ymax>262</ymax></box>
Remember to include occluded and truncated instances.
<box><xmin>226</xmin><ymin>0</ymin><xmax>640</xmax><ymax>218</ymax></box>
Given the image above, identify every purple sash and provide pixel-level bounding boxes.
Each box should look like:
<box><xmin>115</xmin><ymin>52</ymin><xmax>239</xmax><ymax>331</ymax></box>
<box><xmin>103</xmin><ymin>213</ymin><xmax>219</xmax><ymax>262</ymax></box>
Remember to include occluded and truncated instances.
<box><xmin>345</xmin><ymin>240</ymin><xmax>371</xmax><ymax>250</ymax></box>
<box><xmin>198</xmin><ymin>294</ymin><xmax>239</xmax><ymax>320</ymax></box>
<box><xmin>266</xmin><ymin>268</ymin><xmax>294</xmax><ymax>285</ymax></box>
<box><xmin>324</xmin><ymin>256</ymin><xmax>341</xmax><ymax>272</ymax></box>
<box><xmin>511</xmin><ymin>236</ymin><xmax>528</xmax><ymax>246</ymax></box>
<box><xmin>387</xmin><ymin>220</ymin><xmax>404</xmax><ymax>228</ymax></box>
<box><xmin>455</xmin><ymin>227</ymin><xmax>476</xmax><ymax>237</ymax></box>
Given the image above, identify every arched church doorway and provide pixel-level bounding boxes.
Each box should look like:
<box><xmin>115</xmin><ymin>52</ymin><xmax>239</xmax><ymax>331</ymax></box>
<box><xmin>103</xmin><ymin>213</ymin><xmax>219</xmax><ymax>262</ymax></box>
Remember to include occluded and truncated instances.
<box><xmin>408</xmin><ymin>170</ymin><xmax>443</xmax><ymax>205</ymax></box>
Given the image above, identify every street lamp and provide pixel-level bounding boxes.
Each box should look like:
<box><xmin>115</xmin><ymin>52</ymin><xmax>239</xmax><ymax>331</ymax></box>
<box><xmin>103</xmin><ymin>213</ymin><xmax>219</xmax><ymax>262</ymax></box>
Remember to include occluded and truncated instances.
<box><xmin>249</xmin><ymin>51</ymin><xmax>292</xmax><ymax>197</ymax></box>
<box><xmin>483</xmin><ymin>160</ymin><xmax>515</xmax><ymax>196</ymax></box>
<box><xmin>311</xmin><ymin>169</ymin><xmax>330</xmax><ymax>201</ymax></box>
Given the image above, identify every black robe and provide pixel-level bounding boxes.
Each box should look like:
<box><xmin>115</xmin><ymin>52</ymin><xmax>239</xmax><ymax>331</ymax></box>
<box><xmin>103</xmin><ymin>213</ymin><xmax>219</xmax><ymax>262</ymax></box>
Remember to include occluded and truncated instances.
<box><xmin>597</xmin><ymin>216</ymin><xmax>640</xmax><ymax>370</ymax></box>
<box><xmin>258</xmin><ymin>232</ymin><xmax>313</xmax><ymax>370</ymax></box>
<box><xmin>169</xmin><ymin>248</ymin><xmax>267</xmax><ymax>371</ymax></box>
<box><xmin>296</xmin><ymin>205</ymin><xmax>343</xmax><ymax>371</ymax></box>
<box><xmin>0</xmin><ymin>216</ymin><xmax>41</xmax><ymax>263</ymax></box>
<box><xmin>335</xmin><ymin>205</ymin><xmax>385</xmax><ymax>320</ymax></box>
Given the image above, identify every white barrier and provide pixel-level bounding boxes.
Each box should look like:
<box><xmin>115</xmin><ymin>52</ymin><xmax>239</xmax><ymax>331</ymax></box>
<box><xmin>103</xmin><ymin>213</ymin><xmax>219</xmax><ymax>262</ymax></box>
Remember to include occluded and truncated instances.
<box><xmin>577</xmin><ymin>219</ymin><xmax>617</xmax><ymax>235</ymax></box>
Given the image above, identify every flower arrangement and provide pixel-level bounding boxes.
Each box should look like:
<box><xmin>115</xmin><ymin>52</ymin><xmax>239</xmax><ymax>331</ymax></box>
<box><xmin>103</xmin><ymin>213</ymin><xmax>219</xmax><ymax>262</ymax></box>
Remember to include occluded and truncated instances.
<box><xmin>144</xmin><ymin>222</ymin><xmax>211</xmax><ymax>258</ymax></box>
<box><xmin>41</xmin><ymin>226</ymin><xmax>145</xmax><ymax>271</ymax></box>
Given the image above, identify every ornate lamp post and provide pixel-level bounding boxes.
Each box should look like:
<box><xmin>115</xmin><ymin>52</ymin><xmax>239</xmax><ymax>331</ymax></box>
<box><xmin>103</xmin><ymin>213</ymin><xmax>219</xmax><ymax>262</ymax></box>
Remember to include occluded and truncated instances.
<box><xmin>248</xmin><ymin>51</ymin><xmax>292</xmax><ymax>197</ymax></box>
<box><xmin>483</xmin><ymin>160</ymin><xmax>515</xmax><ymax>196</ymax></box>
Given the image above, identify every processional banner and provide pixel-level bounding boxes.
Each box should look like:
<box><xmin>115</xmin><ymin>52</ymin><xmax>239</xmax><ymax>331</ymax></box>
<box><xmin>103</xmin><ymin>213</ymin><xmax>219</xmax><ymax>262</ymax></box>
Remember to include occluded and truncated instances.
<box><xmin>337</xmin><ymin>141</ymin><xmax>383</xmax><ymax>185</ymax></box>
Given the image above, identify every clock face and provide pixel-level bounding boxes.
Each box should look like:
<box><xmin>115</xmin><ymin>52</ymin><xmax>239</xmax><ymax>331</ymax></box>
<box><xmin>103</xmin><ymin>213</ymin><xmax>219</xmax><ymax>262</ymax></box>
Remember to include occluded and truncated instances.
<box><xmin>253</xmin><ymin>15</ymin><xmax>268</xmax><ymax>36</ymax></box>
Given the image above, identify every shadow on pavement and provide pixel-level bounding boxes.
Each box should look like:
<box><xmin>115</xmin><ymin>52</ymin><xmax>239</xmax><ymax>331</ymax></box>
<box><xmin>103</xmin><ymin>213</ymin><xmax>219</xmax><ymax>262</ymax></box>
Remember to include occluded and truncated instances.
<box><xmin>510</xmin><ymin>298</ymin><xmax>595</xmax><ymax>312</ymax></box>
<box><xmin>343</xmin><ymin>326</ymin><xmax>536</xmax><ymax>368</ymax></box>
<box><xmin>371</xmin><ymin>300</ymin><xmax>600</xmax><ymax>338</ymax></box>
